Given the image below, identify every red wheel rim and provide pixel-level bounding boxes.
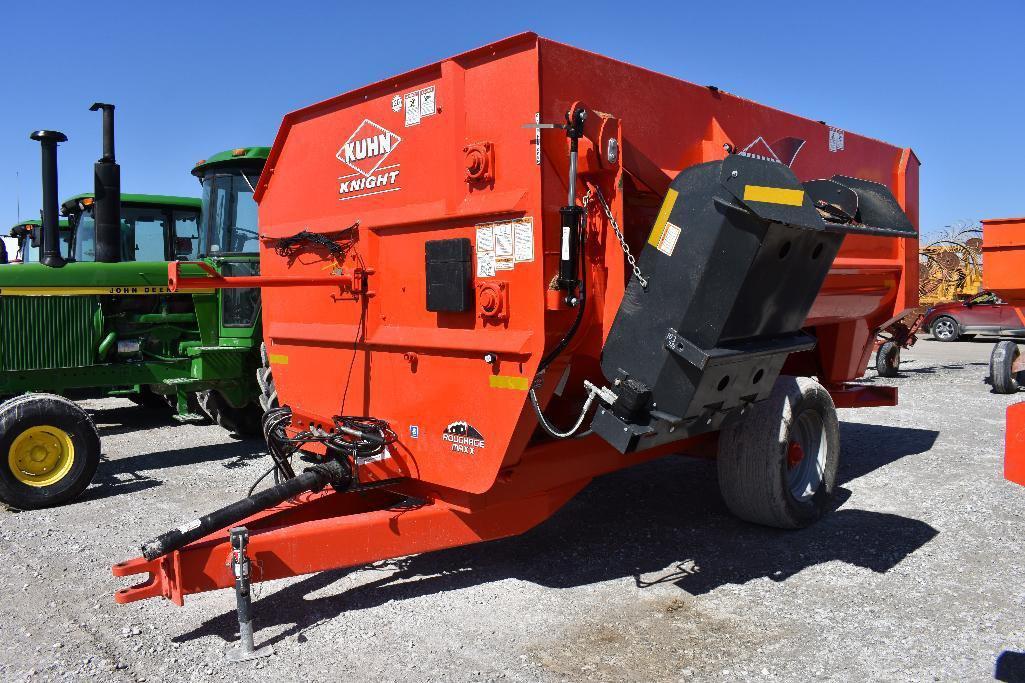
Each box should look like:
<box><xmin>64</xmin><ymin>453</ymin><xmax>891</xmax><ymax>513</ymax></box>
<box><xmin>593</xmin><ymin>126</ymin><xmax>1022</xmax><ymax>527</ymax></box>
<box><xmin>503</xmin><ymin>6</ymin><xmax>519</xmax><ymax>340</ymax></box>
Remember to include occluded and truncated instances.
<box><xmin>786</xmin><ymin>440</ymin><xmax>805</xmax><ymax>470</ymax></box>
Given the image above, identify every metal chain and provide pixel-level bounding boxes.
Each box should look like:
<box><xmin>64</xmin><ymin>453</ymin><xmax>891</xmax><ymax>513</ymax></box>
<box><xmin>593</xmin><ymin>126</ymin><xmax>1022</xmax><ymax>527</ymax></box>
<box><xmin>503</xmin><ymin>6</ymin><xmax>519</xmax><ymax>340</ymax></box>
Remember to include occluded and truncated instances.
<box><xmin>589</xmin><ymin>185</ymin><xmax>649</xmax><ymax>288</ymax></box>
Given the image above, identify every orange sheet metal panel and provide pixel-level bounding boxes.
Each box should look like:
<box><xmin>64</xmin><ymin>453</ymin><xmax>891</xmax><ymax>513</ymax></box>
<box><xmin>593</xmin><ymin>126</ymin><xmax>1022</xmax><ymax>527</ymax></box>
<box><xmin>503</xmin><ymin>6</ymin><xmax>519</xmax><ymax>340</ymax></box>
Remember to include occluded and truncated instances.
<box><xmin>983</xmin><ymin>217</ymin><xmax>1025</xmax><ymax>305</ymax></box>
<box><xmin>254</xmin><ymin>33</ymin><xmax>918</xmax><ymax>497</ymax></box>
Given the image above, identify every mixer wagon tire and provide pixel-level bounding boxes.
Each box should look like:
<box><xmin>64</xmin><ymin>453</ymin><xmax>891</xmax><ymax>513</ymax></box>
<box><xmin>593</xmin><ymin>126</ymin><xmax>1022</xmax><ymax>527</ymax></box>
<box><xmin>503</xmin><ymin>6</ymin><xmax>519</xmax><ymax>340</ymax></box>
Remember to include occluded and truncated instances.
<box><xmin>256</xmin><ymin>342</ymin><xmax>279</xmax><ymax>411</ymax></box>
<box><xmin>991</xmin><ymin>340</ymin><xmax>1022</xmax><ymax>394</ymax></box>
<box><xmin>931</xmin><ymin>316</ymin><xmax>961</xmax><ymax>342</ymax></box>
<box><xmin>0</xmin><ymin>394</ymin><xmax>100</xmax><ymax>510</ymax></box>
<box><xmin>197</xmin><ymin>390</ymin><xmax>263</xmax><ymax>437</ymax></box>
<box><xmin>717</xmin><ymin>376</ymin><xmax>839</xmax><ymax>529</ymax></box>
<box><xmin>875</xmin><ymin>341</ymin><xmax>901</xmax><ymax>377</ymax></box>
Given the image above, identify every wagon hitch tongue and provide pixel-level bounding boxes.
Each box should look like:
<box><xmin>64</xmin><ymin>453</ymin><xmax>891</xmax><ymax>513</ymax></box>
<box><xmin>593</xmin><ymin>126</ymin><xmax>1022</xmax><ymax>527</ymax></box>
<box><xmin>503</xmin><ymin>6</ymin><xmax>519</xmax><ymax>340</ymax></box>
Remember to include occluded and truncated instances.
<box><xmin>140</xmin><ymin>459</ymin><xmax>349</xmax><ymax>561</ymax></box>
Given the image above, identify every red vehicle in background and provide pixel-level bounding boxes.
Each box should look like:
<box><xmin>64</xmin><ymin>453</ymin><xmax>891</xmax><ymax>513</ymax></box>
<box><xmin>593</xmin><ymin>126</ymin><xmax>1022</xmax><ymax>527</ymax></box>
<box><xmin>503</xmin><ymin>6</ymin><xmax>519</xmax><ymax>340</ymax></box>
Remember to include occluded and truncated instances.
<box><xmin>923</xmin><ymin>291</ymin><xmax>1024</xmax><ymax>342</ymax></box>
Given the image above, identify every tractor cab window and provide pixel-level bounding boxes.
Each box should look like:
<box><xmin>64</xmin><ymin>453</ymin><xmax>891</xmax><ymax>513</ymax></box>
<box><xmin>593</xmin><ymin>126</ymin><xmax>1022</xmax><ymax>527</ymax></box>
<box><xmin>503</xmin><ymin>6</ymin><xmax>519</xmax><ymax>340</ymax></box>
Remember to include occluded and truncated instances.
<box><xmin>74</xmin><ymin>206</ymin><xmax>173</xmax><ymax>262</ymax></box>
<box><xmin>199</xmin><ymin>171</ymin><xmax>260</xmax><ymax>256</ymax></box>
<box><xmin>174</xmin><ymin>210</ymin><xmax>200</xmax><ymax>260</ymax></box>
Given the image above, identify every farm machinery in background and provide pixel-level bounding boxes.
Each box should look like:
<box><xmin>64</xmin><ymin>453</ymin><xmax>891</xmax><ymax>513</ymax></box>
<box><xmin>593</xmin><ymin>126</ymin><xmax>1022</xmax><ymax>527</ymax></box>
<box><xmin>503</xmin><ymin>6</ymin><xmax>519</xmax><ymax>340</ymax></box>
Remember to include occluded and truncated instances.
<box><xmin>0</xmin><ymin>102</ymin><xmax>270</xmax><ymax>510</ymax></box>
<box><xmin>112</xmin><ymin>34</ymin><xmax>920</xmax><ymax>655</ymax></box>
<box><xmin>9</xmin><ymin>218</ymin><xmax>73</xmax><ymax>263</ymax></box>
<box><xmin>979</xmin><ymin>216</ymin><xmax>1025</xmax><ymax>486</ymax></box>
<box><xmin>873</xmin><ymin>224</ymin><xmax>983</xmax><ymax>376</ymax></box>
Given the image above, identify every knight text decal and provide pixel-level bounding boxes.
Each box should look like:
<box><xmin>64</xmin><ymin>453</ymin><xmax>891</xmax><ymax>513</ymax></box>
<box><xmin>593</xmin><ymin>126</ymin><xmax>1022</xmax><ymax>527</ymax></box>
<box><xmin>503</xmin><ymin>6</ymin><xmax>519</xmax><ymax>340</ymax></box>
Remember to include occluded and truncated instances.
<box><xmin>336</xmin><ymin>119</ymin><xmax>402</xmax><ymax>201</ymax></box>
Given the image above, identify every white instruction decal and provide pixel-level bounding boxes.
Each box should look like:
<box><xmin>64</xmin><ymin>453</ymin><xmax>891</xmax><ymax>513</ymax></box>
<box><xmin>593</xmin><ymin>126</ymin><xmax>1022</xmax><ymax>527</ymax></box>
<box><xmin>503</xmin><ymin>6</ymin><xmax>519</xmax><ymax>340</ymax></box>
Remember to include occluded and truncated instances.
<box><xmin>476</xmin><ymin>218</ymin><xmax>533</xmax><ymax>276</ymax></box>
<box><xmin>404</xmin><ymin>91</ymin><xmax>421</xmax><ymax>126</ymax></box>
<box><xmin>403</xmin><ymin>85</ymin><xmax>437</xmax><ymax>127</ymax></box>
<box><xmin>513</xmin><ymin>217</ymin><xmax>534</xmax><ymax>262</ymax></box>
<box><xmin>828</xmin><ymin>127</ymin><xmax>845</xmax><ymax>152</ymax></box>
<box><xmin>391</xmin><ymin>95</ymin><xmax>402</xmax><ymax>112</ymax></box>
<box><xmin>657</xmin><ymin>221</ymin><xmax>682</xmax><ymax>256</ymax></box>
<box><xmin>420</xmin><ymin>86</ymin><xmax>436</xmax><ymax>117</ymax></box>
<box><xmin>476</xmin><ymin>224</ymin><xmax>496</xmax><ymax>277</ymax></box>
<box><xmin>494</xmin><ymin>223</ymin><xmax>514</xmax><ymax>270</ymax></box>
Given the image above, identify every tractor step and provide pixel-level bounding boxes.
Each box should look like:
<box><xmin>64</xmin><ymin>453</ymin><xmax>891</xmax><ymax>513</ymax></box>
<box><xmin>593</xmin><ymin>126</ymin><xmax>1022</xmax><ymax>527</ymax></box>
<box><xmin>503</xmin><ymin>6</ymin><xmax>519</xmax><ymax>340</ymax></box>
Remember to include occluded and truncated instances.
<box><xmin>171</xmin><ymin>412</ymin><xmax>206</xmax><ymax>423</ymax></box>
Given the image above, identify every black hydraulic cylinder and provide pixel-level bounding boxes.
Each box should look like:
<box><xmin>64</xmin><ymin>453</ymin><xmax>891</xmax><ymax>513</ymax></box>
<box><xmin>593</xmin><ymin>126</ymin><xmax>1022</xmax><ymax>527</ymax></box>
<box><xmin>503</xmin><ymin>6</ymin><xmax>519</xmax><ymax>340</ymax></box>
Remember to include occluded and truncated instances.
<box><xmin>140</xmin><ymin>460</ymin><xmax>347</xmax><ymax>561</ymax></box>
<box><xmin>557</xmin><ymin>205</ymin><xmax>582</xmax><ymax>291</ymax></box>
<box><xmin>90</xmin><ymin>103</ymin><xmax>121</xmax><ymax>263</ymax></box>
<box><xmin>29</xmin><ymin>130</ymin><xmax>68</xmax><ymax>268</ymax></box>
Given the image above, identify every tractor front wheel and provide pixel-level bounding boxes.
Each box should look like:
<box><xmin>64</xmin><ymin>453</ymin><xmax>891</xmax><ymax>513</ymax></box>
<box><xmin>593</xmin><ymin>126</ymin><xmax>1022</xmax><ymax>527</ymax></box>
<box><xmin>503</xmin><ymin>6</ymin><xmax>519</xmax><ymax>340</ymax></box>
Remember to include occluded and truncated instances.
<box><xmin>0</xmin><ymin>394</ymin><xmax>101</xmax><ymax>509</ymax></box>
<box><xmin>717</xmin><ymin>376</ymin><xmax>839</xmax><ymax>529</ymax></box>
<box><xmin>991</xmin><ymin>340</ymin><xmax>1022</xmax><ymax>394</ymax></box>
<box><xmin>197</xmin><ymin>391</ymin><xmax>263</xmax><ymax>437</ymax></box>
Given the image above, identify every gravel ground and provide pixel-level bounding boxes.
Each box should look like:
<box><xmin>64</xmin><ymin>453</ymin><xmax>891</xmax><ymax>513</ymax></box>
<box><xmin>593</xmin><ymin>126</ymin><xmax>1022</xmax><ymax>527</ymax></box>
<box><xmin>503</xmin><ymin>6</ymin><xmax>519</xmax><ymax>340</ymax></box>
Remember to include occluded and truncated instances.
<box><xmin>1</xmin><ymin>337</ymin><xmax>1023</xmax><ymax>682</ymax></box>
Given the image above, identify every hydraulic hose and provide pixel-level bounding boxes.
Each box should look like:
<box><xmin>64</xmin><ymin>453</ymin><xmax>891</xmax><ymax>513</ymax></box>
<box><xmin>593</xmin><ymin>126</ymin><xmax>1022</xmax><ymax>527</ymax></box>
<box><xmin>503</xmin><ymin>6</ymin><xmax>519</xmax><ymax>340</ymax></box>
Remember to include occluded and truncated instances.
<box><xmin>140</xmin><ymin>460</ymin><xmax>348</xmax><ymax>561</ymax></box>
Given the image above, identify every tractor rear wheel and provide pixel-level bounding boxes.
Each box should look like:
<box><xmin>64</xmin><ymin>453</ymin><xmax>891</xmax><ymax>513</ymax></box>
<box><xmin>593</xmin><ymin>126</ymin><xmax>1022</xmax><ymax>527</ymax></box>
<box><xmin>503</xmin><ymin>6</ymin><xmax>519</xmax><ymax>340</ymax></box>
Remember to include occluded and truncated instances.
<box><xmin>717</xmin><ymin>376</ymin><xmax>839</xmax><ymax>529</ymax></box>
<box><xmin>197</xmin><ymin>390</ymin><xmax>263</xmax><ymax>437</ymax></box>
<box><xmin>256</xmin><ymin>342</ymin><xmax>279</xmax><ymax>412</ymax></box>
<box><xmin>0</xmin><ymin>394</ymin><xmax>101</xmax><ymax>510</ymax></box>
<box><xmin>991</xmin><ymin>340</ymin><xmax>1022</xmax><ymax>394</ymax></box>
<box><xmin>875</xmin><ymin>341</ymin><xmax>901</xmax><ymax>377</ymax></box>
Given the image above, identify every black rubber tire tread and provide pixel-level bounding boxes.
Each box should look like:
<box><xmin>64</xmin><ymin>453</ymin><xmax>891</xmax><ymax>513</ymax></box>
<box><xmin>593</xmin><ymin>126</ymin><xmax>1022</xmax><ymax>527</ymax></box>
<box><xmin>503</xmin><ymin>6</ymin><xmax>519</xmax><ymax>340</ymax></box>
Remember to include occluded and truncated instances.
<box><xmin>931</xmin><ymin>315</ymin><xmax>961</xmax><ymax>342</ymax></box>
<box><xmin>875</xmin><ymin>341</ymin><xmax>901</xmax><ymax>378</ymax></box>
<box><xmin>717</xmin><ymin>376</ymin><xmax>840</xmax><ymax>529</ymax></box>
<box><xmin>197</xmin><ymin>390</ymin><xmax>263</xmax><ymax>437</ymax></box>
<box><xmin>991</xmin><ymin>340</ymin><xmax>1021</xmax><ymax>394</ymax></box>
<box><xmin>257</xmin><ymin>342</ymin><xmax>279</xmax><ymax>412</ymax></box>
<box><xmin>0</xmin><ymin>393</ymin><xmax>101</xmax><ymax>510</ymax></box>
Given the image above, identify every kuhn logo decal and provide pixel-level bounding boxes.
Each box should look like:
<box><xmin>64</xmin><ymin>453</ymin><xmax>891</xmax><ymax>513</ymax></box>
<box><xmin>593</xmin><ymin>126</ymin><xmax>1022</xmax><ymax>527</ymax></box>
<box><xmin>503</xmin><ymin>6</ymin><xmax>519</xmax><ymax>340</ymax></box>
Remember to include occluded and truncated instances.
<box><xmin>336</xmin><ymin>119</ymin><xmax>402</xmax><ymax>201</ymax></box>
<box><xmin>738</xmin><ymin>136</ymin><xmax>806</xmax><ymax>168</ymax></box>
<box><xmin>442</xmin><ymin>421</ymin><xmax>485</xmax><ymax>455</ymax></box>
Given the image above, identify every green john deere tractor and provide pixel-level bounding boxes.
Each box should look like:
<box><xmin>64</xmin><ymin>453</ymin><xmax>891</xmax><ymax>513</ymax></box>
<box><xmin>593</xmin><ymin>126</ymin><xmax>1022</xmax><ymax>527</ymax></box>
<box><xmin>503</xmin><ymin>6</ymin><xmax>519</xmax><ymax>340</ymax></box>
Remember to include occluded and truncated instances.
<box><xmin>9</xmin><ymin>219</ymin><xmax>73</xmax><ymax>263</ymax></box>
<box><xmin>0</xmin><ymin>103</ymin><xmax>269</xmax><ymax>509</ymax></box>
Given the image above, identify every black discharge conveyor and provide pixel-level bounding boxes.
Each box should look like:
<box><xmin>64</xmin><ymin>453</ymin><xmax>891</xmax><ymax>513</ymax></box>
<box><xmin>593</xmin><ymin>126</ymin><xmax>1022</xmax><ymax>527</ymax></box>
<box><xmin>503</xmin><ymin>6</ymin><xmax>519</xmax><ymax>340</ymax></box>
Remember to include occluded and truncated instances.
<box><xmin>592</xmin><ymin>154</ymin><xmax>916</xmax><ymax>453</ymax></box>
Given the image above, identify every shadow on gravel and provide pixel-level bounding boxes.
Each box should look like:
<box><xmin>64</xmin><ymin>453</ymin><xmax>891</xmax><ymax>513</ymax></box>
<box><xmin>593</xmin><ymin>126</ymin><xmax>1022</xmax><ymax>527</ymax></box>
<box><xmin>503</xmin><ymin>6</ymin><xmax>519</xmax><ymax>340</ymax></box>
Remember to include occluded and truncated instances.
<box><xmin>88</xmin><ymin>404</ymin><xmax>180</xmax><ymax>436</ymax></box>
<box><xmin>76</xmin><ymin>440</ymin><xmax>266</xmax><ymax>504</ymax></box>
<box><xmin>838</xmin><ymin>422</ymin><xmax>938</xmax><ymax>484</ymax></box>
<box><xmin>173</xmin><ymin>423</ymin><xmax>939</xmax><ymax>648</ymax></box>
<box><xmin>996</xmin><ymin>650</ymin><xmax>1025</xmax><ymax>682</ymax></box>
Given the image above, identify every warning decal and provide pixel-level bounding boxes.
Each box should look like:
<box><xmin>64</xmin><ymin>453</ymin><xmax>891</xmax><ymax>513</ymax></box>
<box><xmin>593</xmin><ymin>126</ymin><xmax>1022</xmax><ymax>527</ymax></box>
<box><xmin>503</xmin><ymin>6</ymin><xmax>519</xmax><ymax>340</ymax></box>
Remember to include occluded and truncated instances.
<box><xmin>403</xmin><ymin>85</ymin><xmax>437</xmax><ymax>127</ymax></box>
<box><xmin>476</xmin><ymin>218</ymin><xmax>534</xmax><ymax>278</ymax></box>
<box><xmin>656</xmin><ymin>221</ymin><xmax>681</xmax><ymax>256</ymax></box>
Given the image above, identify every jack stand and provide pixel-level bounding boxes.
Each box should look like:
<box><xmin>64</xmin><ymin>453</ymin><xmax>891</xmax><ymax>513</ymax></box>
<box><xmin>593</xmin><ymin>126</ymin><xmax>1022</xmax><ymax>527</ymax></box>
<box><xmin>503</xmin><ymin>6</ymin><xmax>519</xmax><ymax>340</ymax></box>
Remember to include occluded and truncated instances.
<box><xmin>225</xmin><ymin>526</ymin><xmax>273</xmax><ymax>663</ymax></box>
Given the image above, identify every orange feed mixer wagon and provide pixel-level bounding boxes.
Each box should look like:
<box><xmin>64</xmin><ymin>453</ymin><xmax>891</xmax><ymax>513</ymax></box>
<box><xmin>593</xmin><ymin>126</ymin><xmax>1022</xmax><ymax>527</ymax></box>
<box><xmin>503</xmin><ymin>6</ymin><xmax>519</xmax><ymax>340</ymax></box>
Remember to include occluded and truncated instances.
<box><xmin>981</xmin><ymin>216</ymin><xmax>1025</xmax><ymax>485</ymax></box>
<box><xmin>114</xmin><ymin>34</ymin><xmax>919</xmax><ymax>610</ymax></box>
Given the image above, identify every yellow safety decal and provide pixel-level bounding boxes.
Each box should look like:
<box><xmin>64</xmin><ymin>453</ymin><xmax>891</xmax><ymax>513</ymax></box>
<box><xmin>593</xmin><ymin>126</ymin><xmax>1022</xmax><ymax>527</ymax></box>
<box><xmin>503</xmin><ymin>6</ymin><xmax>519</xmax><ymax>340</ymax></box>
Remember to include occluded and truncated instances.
<box><xmin>0</xmin><ymin>287</ymin><xmax>215</xmax><ymax>296</ymax></box>
<box><xmin>647</xmin><ymin>188</ymin><xmax>680</xmax><ymax>247</ymax></box>
<box><xmin>269</xmin><ymin>354</ymin><xmax>289</xmax><ymax>365</ymax></box>
<box><xmin>489</xmin><ymin>375</ymin><xmax>529</xmax><ymax>391</ymax></box>
<box><xmin>743</xmin><ymin>185</ymin><xmax>805</xmax><ymax>206</ymax></box>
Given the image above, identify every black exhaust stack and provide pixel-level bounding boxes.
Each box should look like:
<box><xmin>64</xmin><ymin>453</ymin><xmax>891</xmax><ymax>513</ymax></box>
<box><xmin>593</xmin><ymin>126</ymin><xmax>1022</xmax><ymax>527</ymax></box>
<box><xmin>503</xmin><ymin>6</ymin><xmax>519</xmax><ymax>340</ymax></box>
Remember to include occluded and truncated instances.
<box><xmin>90</xmin><ymin>103</ymin><xmax>121</xmax><ymax>263</ymax></box>
<box><xmin>29</xmin><ymin>129</ymin><xmax>68</xmax><ymax>268</ymax></box>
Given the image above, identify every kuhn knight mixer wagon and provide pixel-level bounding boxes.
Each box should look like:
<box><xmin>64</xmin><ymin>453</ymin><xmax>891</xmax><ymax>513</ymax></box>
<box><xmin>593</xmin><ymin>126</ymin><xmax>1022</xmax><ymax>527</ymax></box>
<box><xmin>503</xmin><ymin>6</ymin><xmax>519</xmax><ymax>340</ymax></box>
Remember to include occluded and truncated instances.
<box><xmin>115</xmin><ymin>34</ymin><xmax>919</xmax><ymax>613</ymax></box>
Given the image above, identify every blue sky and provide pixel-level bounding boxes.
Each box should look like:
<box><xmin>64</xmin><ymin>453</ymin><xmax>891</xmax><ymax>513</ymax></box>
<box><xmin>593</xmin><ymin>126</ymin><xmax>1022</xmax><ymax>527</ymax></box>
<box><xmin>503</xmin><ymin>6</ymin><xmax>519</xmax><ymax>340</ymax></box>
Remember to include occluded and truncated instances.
<box><xmin>1</xmin><ymin>1</ymin><xmax>1022</xmax><ymax>238</ymax></box>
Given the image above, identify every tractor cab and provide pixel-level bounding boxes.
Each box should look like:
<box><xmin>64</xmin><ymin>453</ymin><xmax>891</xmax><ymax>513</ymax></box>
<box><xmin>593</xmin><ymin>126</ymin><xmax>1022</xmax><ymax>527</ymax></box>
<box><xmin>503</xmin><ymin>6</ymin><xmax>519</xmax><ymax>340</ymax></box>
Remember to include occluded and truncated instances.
<box><xmin>9</xmin><ymin>219</ymin><xmax>72</xmax><ymax>263</ymax></box>
<box><xmin>62</xmin><ymin>194</ymin><xmax>201</xmax><ymax>263</ymax></box>
<box><xmin>192</xmin><ymin>147</ymin><xmax>269</xmax><ymax>330</ymax></box>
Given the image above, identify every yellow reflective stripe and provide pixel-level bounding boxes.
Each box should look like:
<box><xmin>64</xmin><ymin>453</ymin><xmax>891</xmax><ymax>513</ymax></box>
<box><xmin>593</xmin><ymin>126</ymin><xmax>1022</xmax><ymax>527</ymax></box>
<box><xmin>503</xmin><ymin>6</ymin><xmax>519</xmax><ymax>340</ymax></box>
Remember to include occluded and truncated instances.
<box><xmin>0</xmin><ymin>287</ymin><xmax>215</xmax><ymax>296</ymax></box>
<box><xmin>743</xmin><ymin>185</ymin><xmax>805</xmax><ymax>206</ymax></box>
<box><xmin>269</xmin><ymin>354</ymin><xmax>289</xmax><ymax>365</ymax></box>
<box><xmin>648</xmin><ymin>188</ymin><xmax>680</xmax><ymax>247</ymax></box>
<box><xmin>489</xmin><ymin>375</ymin><xmax>529</xmax><ymax>391</ymax></box>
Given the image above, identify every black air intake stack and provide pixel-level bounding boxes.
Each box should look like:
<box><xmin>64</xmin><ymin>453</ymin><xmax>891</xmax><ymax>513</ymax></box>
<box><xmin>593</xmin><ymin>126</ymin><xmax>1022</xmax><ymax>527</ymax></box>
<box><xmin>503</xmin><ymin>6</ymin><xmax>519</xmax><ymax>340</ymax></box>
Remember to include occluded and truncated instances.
<box><xmin>90</xmin><ymin>102</ymin><xmax>121</xmax><ymax>263</ymax></box>
<box><xmin>29</xmin><ymin>129</ymin><xmax>68</xmax><ymax>268</ymax></box>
